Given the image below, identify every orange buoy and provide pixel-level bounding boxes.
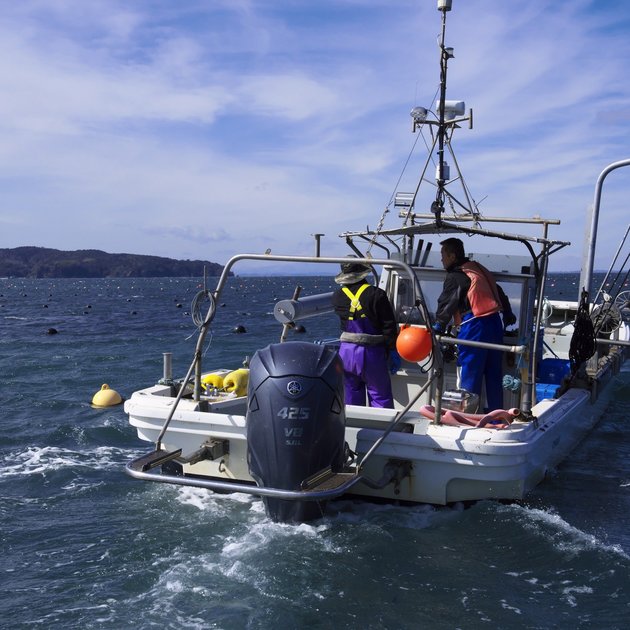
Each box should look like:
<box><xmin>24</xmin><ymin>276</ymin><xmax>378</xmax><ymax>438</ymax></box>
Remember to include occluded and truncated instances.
<box><xmin>396</xmin><ymin>325</ymin><xmax>432</xmax><ymax>362</ymax></box>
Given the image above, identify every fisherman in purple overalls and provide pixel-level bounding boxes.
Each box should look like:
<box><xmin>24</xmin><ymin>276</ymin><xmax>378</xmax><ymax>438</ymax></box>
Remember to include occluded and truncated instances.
<box><xmin>332</xmin><ymin>261</ymin><xmax>399</xmax><ymax>408</ymax></box>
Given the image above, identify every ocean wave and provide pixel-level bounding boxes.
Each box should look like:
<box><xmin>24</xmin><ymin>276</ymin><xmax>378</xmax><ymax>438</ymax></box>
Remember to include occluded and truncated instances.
<box><xmin>105</xmin><ymin>554</ymin><xmax>258</xmax><ymax>629</ymax></box>
<box><xmin>0</xmin><ymin>445</ymin><xmax>140</xmax><ymax>478</ymax></box>
<box><xmin>220</xmin><ymin>518</ymin><xmax>331</xmax><ymax>560</ymax></box>
<box><xmin>500</xmin><ymin>503</ymin><xmax>629</xmax><ymax>559</ymax></box>
<box><xmin>319</xmin><ymin>497</ymin><xmax>467</xmax><ymax>536</ymax></box>
<box><xmin>169</xmin><ymin>486</ymin><xmax>257</xmax><ymax>519</ymax></box>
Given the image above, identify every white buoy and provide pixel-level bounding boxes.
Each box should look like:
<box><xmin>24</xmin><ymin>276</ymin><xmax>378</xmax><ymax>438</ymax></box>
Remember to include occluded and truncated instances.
<box><xmin>91</xmin><ymin>384</ymin><xmax>123</xmax><ymax>407</ymax></box>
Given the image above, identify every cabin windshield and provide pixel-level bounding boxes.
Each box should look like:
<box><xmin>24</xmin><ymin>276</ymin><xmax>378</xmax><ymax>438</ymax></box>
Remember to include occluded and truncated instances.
<box><xmin>385</xmin><ymin>250</ymin><xmax>535</xmax><ymax>331</ymax></box>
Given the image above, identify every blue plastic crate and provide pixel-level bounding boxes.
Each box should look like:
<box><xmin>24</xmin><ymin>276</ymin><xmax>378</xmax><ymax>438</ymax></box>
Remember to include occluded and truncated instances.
<box><xmin>536</xmin><ymin>382</ymin><xmax>559</xmax><ymax>400</ymax></box>
<box><xmin>538</xmin><ymin>358</ymin><xmax>571</xmax><ymax>385</ymax></box>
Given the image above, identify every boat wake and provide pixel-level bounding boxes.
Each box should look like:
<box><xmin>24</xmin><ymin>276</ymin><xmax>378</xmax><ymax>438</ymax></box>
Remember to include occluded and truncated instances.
<box><xmin>499</xmin><ymin>503</ymin><xmax>629</xmax><ymax>559</ymax></box>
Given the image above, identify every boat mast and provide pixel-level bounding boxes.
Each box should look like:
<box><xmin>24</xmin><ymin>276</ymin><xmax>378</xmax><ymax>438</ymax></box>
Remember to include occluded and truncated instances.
<box><xmin>433</xmin><ymin>0</ymin><xmax>453</xmax><ymax>225</ymax></box>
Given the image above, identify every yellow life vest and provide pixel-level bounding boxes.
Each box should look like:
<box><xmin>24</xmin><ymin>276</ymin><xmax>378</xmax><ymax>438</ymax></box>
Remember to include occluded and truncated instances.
<box><xmin>341</xmin><ymin>284</ymin><xmax>370</xmax><ymax>320</ymax></box>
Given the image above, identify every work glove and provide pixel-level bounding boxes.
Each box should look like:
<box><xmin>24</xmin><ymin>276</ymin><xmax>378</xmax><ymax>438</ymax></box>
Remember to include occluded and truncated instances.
<box><xmin>503</xmin><ymin>311</ymin><xmax>517</xmax><ymax>327</ymax></box>
<box><xmin>432</xmin><ymin>321</ymin><xmax>444</xmax><ymax>334</ymax></box>
<box><xmin>442</xmin><ymin>343</ymin><xmax>457</xmax><ymax>363</ymax></box>
<box><xmin>388</xmin><ymin>350</ymin><xmax>402</xmax><ymax>374</ymax></box>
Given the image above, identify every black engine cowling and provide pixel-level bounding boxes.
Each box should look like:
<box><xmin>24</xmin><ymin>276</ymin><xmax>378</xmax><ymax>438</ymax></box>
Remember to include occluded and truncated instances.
<box><xmin>246</xmin><ymin>341</ymin><xmax>345</xmax><ymax>522</ymax></box>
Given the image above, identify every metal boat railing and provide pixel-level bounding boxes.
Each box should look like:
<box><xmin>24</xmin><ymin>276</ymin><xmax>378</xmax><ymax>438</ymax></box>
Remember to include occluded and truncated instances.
<box><xmin>155</xmin><ymin>255</ymin><xmax>428</xmax><ymax>452</ymax></box>
<box><xmin>126</xmin><ymin>457</ymin><xmax>367</xmax><ymax>501</ymax></box>
<box><xmin>579</xmin><ymin>158</ymin><xmax>630</xmax><ymax>298</ymax></box>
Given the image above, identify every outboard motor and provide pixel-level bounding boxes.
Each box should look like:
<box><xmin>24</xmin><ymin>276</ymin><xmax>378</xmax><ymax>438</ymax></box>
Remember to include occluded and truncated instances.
<box><xmin>246</xmin><ymin>341</ymin><xmax>345</xmax><ymax>523</ymax></box>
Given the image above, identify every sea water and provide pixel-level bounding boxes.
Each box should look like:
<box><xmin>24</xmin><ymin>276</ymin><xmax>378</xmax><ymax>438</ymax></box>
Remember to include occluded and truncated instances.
<box><xmin>1</xmin><ymin>275</ymin><xmax>629</xmax><ymax>629</ymax></box>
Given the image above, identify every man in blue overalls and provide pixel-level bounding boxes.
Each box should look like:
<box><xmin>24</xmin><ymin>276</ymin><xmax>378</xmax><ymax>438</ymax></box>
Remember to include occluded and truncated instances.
<box><xmin>332</xmin><ymin>261</ymin><xmax>398</xmax><ymax>408</ymax></box>
<box><xmin>434</xmin><ymin>238</ymin><xmax>516</xmax><ymax>411</ymax></box>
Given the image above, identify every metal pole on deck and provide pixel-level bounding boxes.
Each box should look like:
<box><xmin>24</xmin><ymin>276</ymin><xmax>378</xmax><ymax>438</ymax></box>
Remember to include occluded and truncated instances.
<box><xmin>163</xmin><ymin>353</ymin><xmax>172</xmax><ymax>382</ymax></box>
<box><xmin>312</xmin><ymin>234</ymin><xmax>324</xmax><ymax>257</ymax></box>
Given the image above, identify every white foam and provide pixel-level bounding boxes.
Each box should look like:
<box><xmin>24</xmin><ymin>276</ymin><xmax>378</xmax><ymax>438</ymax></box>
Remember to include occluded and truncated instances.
<box><xmin>61</xmin><ymin>479</ymin><xmax>105</xmax><ymax>493</ymax></box>
<box><xmin>562</xmin><ymin>585</ymin><xmax>593</xmax><ymax>607</ymax></box>
<box><xmin>173</xmin><ymin>486</ymin><xmax>260</xmax><ymax>520</ymax></box>
<box><xmin>250</xmin><ymin>500</ymin><xmax>266</xmax><ymax>513</ymax></box>
<box><xmin>164</xmin><ymin>579</ymin><xmax>185</xmax><ymax>593</ymax></box>
<box><xmin>221</xmin><ymin>518</ymin><xmax>332</xmax><ymax>561</ymax></box>
<box><xmin>175</xmin><ymin>486</ymin><xmax>217</xmax><ymax>511</ymax></box>
<box><xmin>500</xmin><ymin>599</ymin><xmax>522</xmax><ymax>615</ymax></box>
<box><xmin>0</xmin><ymin>445</ymin><xmax>137</xmax><ymax>477</ymax></box>
<box><xmin>501</xmin><ymin>504</ymin><xmax>629</xmax><ymax>559</ymax></box>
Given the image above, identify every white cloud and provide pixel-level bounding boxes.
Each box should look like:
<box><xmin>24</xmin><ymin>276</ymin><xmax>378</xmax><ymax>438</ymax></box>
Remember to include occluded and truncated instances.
<box><xmin>239</xmin><ymin>73</ymin><xmax>339</xmax><ymax>121</ymax></box>
<box><xmin>0</xmin><ymin>0</ymin><xmax>629</xmax><ymax>274</ymax></box>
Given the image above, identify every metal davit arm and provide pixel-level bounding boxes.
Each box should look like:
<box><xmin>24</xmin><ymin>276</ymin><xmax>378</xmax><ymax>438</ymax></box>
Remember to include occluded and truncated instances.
<box><xmin>579</xmin><ymin>158</ymin><xmax>630</xmax><ymax>298</ymax></box>
<box><xmin>435</xmin><ymin>335</ymin><xmax>527</xmax><ymax>354</ymax></box>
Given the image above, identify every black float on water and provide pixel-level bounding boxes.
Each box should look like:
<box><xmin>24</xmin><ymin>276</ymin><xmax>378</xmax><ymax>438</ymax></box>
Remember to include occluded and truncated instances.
<box><xmin>246</xmin><ymin>342</ymin><xmax>346</xmax><ymax>523</ymax></box>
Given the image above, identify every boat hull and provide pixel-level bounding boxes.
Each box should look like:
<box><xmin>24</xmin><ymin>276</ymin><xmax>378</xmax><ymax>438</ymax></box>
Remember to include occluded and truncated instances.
<box><xmin>125</xmin><ymin>351</ymin><xmax>625</xmax><ymax>507</ymax></box>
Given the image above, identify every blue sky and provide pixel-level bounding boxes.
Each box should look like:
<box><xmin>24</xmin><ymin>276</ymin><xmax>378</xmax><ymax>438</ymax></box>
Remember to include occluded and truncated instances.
<box><xmin>1</xmin><ymin>0</ymin><xmax>629</xmax><ymax>273</ymax></box>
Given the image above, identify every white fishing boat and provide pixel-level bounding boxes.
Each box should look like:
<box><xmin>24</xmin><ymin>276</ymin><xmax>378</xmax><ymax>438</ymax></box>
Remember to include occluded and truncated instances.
<box><xmin>125</xmin><ymin>0</ymin><xmax>630</xmax><ymax>522</ymax></box>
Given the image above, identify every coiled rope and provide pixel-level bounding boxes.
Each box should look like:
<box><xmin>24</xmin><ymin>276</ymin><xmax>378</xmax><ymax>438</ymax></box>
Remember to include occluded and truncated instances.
<box><xmin>502</xmin><ymin>374</ymin><xmax>522</xmax><ymax>391</ymax></box>
<box><xmin>189</xmin><ymin>290</ymin><xmax>217</xmax><ymax>353</ymax></box>
<box><xmin>191</xmin><ymin>290</ymin><xmax>216</xmax><ymax>328</ymax></box>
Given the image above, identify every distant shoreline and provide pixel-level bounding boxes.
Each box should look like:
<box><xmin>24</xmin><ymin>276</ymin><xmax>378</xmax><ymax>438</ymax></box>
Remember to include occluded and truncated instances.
<box><xmin>0</xmin><ymin>246</ymin><xmax>229</xmax><ymax>279</ymax></box>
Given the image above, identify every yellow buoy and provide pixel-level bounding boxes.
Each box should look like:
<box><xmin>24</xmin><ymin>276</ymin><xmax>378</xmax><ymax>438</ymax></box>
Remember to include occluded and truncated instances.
<box><xmin>201</xmin><ymin>372</ymin><xmax>225</xmax><ymax>392</ymax></box>
<box><xmin>223</xmin><ymin>368</ymin><xmax>249</xmax><ymax>397</ymax></box>
<box><xmin>92</xmin><ymin>383</ymin><xmax>123</xmax><ymax>407</ymax></box>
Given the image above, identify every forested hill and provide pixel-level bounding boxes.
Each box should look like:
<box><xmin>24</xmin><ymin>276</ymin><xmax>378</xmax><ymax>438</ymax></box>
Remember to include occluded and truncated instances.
<box><xmin>0</xmin><ymin>247</ymin><xmax>228</xmax><ymax>278</ymax></box>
